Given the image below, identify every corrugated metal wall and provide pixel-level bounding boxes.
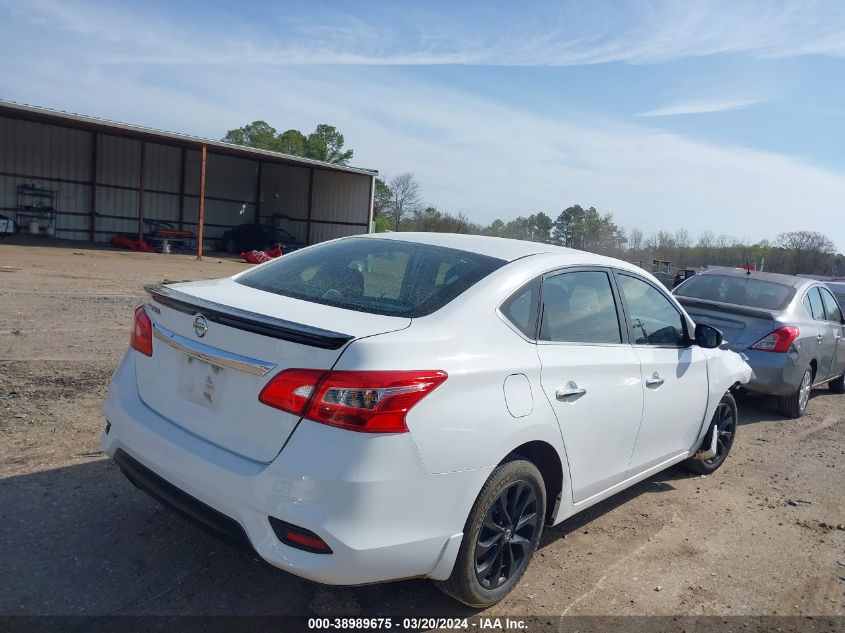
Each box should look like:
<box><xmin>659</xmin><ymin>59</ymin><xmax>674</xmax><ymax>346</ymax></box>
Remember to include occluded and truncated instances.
<box><xmin>0</xmin><ymin>114</ymin><xmax>373</xmax><ymax>248</ymax></box>
<box><xmin>0</xmin><ymin>117</ymin><xmax>92</xmax><ymax>238</ymax></box>
<box><xmin>261</xmin><ymin>163</ymin><xmax>310</xmax><ymax>243</ymax></box>
<box><xmin>311</xmin><ymin>170</ymin><xmax>372</xmax><ymax>241</ymax></box>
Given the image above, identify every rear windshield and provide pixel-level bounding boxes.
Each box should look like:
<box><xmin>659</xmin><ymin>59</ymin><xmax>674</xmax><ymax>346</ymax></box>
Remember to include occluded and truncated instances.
<box><xmin>235</xmin><ymin>237</ymin><xmax>506</xmax><ymax>317</ymax></box>
<box><xmin>674</xmin><ymin>274</ymin><xmax>794</xmax><ymax>310</ymax></box>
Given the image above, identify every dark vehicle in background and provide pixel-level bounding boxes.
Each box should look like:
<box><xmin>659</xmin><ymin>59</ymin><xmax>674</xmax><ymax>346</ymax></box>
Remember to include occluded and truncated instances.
<box><xmin>826</xmin><ymin>281</ymin><xmax>845</xmax><ymax>310</ymax></box>
<box><xmin>674</xmin><ymin>269</ymin><xmax>845</xmax><ymax>418</ymax></box>
<box><xmin>220</xmin><ymin>223</ymin><xmax>306</xmax><ymax>255</ymax></box>
<box><xmin>673</xmin><ymin>269</ymin><xmax>697</xmax><ymax>288</ymax></box>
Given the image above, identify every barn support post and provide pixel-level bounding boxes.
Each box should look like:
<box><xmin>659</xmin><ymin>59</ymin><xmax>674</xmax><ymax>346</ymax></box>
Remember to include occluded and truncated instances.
<box><xmin>137</xmin><ymin>141</ymin><xmax>146</xmax><ymax>242</ymax></box>
<box><xmin>254</xmin><ymin>161</ymin><xmax>262</xmax><ymax>224</ymax></box>
<box><xmin>177</xmin><ymin>147</ymin><xmax>186</xmax><ymax>231</ymax></box>
<box><xmin>89</xmin><ymin>132</ymin><xmax>97</xmax><ymax>241</ymax></box>
<box><xmin>197</xmin><ymin>144</ymin><xmax>207</xmax><ymax>260</ymax></box>
<box><xmin>306</xmin><ymin>167</ymin><xmax>314</xmax><ymax>245</ymax></box>
<box><xmin>367</xmin><ymin>174</ymin><xmax>375</xmax><ymax>234</ymax></box>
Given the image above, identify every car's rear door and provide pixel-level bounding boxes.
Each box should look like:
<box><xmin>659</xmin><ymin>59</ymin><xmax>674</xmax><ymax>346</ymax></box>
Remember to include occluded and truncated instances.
<box><xmin>817</xmin><ymin>286</ymin><xmax>845</xmax><ymax>379</ymax></box>
<box><xmin>614</xmin><ymin>271</ymin><xmax>709</xmax><ymax>473</ymax></box>
<box><xmin>535</xmin><ymin>268</ymin><xmax>643</xmax><ymax>503</ymax></box>
<box><xmin>803</xmin><ymin>287</ymin><xmax>837</xmax><ymax>381</ymax></box>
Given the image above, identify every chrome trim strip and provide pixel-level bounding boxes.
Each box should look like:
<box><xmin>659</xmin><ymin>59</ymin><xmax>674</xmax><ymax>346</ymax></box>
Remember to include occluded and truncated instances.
<box><xmin>152</xmin><ymin>323</ymin><xmax>277</xmax><ymax>377</ymax></box>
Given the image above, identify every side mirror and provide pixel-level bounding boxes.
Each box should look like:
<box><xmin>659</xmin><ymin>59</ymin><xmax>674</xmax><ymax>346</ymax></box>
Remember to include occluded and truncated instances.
<box><xmin>695</xmin><ymin>323</ymin><xmax>723</xmax><ymax>349</ymax></box>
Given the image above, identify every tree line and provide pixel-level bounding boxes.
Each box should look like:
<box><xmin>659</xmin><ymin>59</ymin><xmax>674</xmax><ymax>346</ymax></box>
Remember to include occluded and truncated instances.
<box><xmin>223</xmin><ymin>120</ymin><xmax>843</xmax><ymax>276</ymax></box>
<box><xmin>375</xmin><ymin>173</ymin><xmax>843</xmax><ymax>276</ymax></box>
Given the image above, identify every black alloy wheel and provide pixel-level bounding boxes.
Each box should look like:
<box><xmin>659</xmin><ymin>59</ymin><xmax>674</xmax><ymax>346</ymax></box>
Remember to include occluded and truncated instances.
<box><xmin>702</xmin><ymin>400</ymin><xmax>736</xmax><ymax>468</ymax></box>
<box><xmin>683</xmin><ymin>392</ymin><xmax>738</xmax><ymax>474</ymax></box>
<box><xmin>434</xmin><ymin>458</ymin><xmax>546</xmax><ymax>607</ymax></box>
<box><xmin>474</xmin><ymin>480</ymin><xmax>539</xmax><ymax>590</ymax></box>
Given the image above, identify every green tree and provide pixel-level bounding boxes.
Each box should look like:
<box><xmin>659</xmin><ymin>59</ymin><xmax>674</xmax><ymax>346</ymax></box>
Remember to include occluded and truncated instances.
<box><xmin>306</xmin><ymin>124</ymin><xmax>354</xmax><ymax>165</ymax></box>
<box><xmin>373</xmin><ymin>216</ymin><xmax>391</xmax><ymax>232</ymax></box>
<box><xmin>552</xmin><ymin>205</ymin><xmax>622</xmax><ymax>254</ymax></box>
<box><xmin>222</xmin><ymin>121</ymin><xmax>354</xmax><ymax>165</ymax></box>
<box><xmin>222</xmin><ymin>121</ymin><xmax>281</xmax><ymax>151</ymax></box>
<box><xmin>373</xmin><ymin>178</ymin><xmax>392</xmax><ymax>219</ymax></box>
<box><xmin>277</xmin><ymin>129</ymin><xmax>307</xmax><ymax>156</ymax></box>
<box><xmin>485</xmin><ymin>219</ymin><xmax>506</xmax><ymax>237</ymax></box>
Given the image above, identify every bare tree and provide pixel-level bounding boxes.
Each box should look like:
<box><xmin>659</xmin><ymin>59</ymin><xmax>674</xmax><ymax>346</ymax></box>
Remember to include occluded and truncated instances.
<box><xmin>675</xmin><ymin>228</ymin><xmax>691</xmax><ymax>249</ymax></box>
<box><xmin>387</xmin><ymin>173</ymin><xmax>421</xmax><ymax>231</ymax></box>
<box><xmin>776</xmin><ymin>231</ymin><xmax>836</xmax><ymax>274</ymax></box>
<box><xmin>628</xmin><ymin>227</ymin><xmax>643</xmax><ymax>252</ymax></box>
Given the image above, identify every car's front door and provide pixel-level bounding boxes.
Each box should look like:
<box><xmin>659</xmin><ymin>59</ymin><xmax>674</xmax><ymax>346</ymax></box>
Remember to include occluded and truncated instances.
<box><xmin>614</xmin><ymin>272</ymin><xmax>710</xmax><ymax>474</ymax></box>
<box><xmin>535</xmin><ymin>268</ymin><xmax>644</xmax><ymax>503</ymax></box>
<box><xmin>818</xmin><ymin>286</ymin><xmax>845</xmax><ymax>379</ymax></box>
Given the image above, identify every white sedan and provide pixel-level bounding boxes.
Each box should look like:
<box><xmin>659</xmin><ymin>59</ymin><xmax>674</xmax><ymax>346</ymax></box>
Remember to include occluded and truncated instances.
<box><xmin>101</xmin><ymin>232</ymin><xmax>751</xmax><ymax>606</ymax></box>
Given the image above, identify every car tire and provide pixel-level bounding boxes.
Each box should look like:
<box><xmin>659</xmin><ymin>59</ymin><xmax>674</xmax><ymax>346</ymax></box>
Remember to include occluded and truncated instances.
<box><xmin>224</xmin><ymin>238</ymin><xmax>237</xmax><ymax>254</ymax></box>
<box><xmin>683</xmin><ymin>392</ymin><xmax>738</xmax><ymax>475</ymax></box>
<box><xmin>433</xmin><ymin>458</ymin><xmax>545</xmax><ymax>607</ymax></box>
<box><xmin>829</xmin><ymin>371</ymin><xmax>845</xmax><ymax>394</ymax></box>
<box><xmin>778</xmin><ymin>366</ymin><xmax>813</xmax><ymax>418</ymax></box>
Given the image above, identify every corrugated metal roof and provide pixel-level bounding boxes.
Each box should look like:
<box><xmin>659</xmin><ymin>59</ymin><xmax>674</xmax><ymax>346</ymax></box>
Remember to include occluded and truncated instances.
<box><xmin>0</xmin><ymin>99</ymin><xmax>377</xmax><ymax>177</ymax></box>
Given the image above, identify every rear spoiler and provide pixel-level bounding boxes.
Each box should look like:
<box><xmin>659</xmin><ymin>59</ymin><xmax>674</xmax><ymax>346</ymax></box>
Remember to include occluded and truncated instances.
<box><xmin>145</xmin><ymin>283</ymin><xmax>353</xmax><ymax>350</ymax></box>
<box><xmin>674</xmin><ymin>296</ymin><xmax>778</xmax><ymax>321</ymax></box>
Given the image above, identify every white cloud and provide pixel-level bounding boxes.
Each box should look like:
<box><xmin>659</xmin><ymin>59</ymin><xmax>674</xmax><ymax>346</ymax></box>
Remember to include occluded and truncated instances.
<box><xmin>637</xmin><ymin>97</ymin><xmax>769</xmax><ymax>117</ymax></box>
<box><xmin>3</xmin><ymin>0</ymin><xmax>845</xmax><ymax>67</ymax></box>
<box><xmin>1</xmin><ymin>0</ymin><xmax>845</xmax><ymax>250</ymax></box>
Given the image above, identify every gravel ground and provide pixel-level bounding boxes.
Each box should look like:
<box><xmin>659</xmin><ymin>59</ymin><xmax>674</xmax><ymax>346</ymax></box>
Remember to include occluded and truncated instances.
<box><xmin>1</xmin><ymin>240</ymin><xmax>844</xmax><ymax>617</ymax></box>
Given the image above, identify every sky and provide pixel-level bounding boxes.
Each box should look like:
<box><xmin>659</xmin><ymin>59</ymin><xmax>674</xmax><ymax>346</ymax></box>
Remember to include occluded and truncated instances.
<box><xmin>1</xmin><ymin>0</ymin><xmax>844</xmax><ymax>249</ymax></box>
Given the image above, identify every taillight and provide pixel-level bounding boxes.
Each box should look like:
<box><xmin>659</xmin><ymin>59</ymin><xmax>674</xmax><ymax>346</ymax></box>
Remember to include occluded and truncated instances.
<box><xmin>258</xmin><ymin>368</ymin><xmax>325</xmax><ymax>414</ymax></box>
<box><xmin>259</xmin><ymin>369</ymin><xmax>447</xmax><ymax>433</ymax></box>
<box><xmin>130</xmin><ymin>305</ymin><xmax>153</xmax><ymax>356</ymax></box>
<box><xmin>750</xmin><ymin>326</ymin><xmax>799</xmax><ymax>353</ymax></box>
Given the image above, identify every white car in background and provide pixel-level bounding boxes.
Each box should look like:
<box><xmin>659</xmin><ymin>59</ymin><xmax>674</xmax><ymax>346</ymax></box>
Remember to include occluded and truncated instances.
<box><xmin>101</xmin><ymin>233</ymin><xmax>751</xmax><ymax>606</ymax></box>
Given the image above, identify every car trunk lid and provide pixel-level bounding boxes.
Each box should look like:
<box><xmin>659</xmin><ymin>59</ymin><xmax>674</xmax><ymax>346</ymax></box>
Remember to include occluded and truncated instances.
<box><xmin>135</xmin><ymin>279</ymin><xmax>411</xmax><ymax>462</ymax></box>
<box><xmin>676</xmin><ymin>297</ymin><xmax>779</xmax><ymax>352</ymax></box>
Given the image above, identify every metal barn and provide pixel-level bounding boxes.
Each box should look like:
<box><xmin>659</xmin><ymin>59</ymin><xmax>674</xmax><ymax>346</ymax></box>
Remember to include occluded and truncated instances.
<box><xmin>0</xmin><ymin>100</ymin><xmax>376</xmax><ymax>258</ymax></box>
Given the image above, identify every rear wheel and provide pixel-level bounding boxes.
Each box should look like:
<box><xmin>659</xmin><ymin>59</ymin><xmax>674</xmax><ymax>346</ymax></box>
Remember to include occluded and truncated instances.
<box><xmin>224</xmin><ymin>238</ymin><xmax>237</xmax><ymax>253</ymax></box>
<box><xmin>433</xmin><ymin>458</ymin><xmax>545</xmax><ymax>607</ymax></box>
<box><xmin>829</xmin><ymin>371</ymin><xmax>845</xmax><ymax>394</ymax></box>
<box><xmin>684</xmin><ymin>392</ymin><xmax>737</xmax><ymax>474</ymax></box>
<box><xmin>779</xmin><ymin>367</ymin><xmax>812</xmax><ymax>418</ymax></box>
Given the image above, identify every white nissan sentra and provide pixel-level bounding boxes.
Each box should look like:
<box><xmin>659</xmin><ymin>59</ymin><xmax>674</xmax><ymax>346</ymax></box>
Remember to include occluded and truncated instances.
<box><xmin>101</xmin><ymin>232</ymin><xmax>751</xmax><ymax>606</ymax></box>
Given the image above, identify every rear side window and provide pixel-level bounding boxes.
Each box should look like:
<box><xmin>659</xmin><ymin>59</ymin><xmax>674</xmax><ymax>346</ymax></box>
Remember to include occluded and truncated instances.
<box><xmin>675</xmin><ymin>274</ymin><xmax>794</xmax><ymax>310</ymax></box>
<box><xmin>819</xmin><ymin>287</ymin><xmax>843</xmax><ymax>322</ymax></box>
<box><xmin>236</xmin><ymin>237</ymin><xmax>505</xmax><ymax>318</ymax></box>
<box><xmin>805</xmin><ymin>287</ymin><xmax>825</xmax><ymax>320</ymax></box>
<box><xmin>539</xmin><ymin>271</ymin><xmax>622</xmax><ymax>344</ymax></box>
<box><xmin>500</xmin><ymin>277</ymin><xmax>541</xmax><ymax>339</ymax></box>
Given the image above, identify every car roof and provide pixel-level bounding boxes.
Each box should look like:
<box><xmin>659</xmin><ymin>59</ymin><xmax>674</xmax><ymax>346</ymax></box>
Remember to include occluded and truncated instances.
<box><xmin>354</xmin><ymin>232</ymin><xmax>593</xmax><ymax>263</ymax></box>
<box><xmin>697</xmin><ymin>268</ymin><xmax>813</xmax><ymax>288</ymax></box>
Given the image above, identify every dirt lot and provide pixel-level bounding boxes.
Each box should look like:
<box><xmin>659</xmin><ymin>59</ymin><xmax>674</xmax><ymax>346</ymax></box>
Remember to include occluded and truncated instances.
<box><xmin>1</xmin><ymin>240</ymin><xmax>844</xmax><ymax>618</ymax></box>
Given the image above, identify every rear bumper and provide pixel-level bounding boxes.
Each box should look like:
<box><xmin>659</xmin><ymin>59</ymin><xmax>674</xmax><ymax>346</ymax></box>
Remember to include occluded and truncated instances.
<box><xmin>100</xmin><ymin>352</ymin><xmax>487</xmax><ymax>585</ymax></box>
<box><xmin>740</xmin><ymin>349</ymin><xmax>805</xmax><ymax>397</ymax></box>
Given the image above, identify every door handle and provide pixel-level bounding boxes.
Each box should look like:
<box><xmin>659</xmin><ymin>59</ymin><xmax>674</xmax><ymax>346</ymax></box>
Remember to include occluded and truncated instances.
<box><xmin>645</xmin><ymin>372</ymin><xmax>664</xmax><ymax>388</ymax></box>
<box><xmin>556</xmin><ymin>381</ymin><xmax>586</xmax><ymax>401</ymax></box>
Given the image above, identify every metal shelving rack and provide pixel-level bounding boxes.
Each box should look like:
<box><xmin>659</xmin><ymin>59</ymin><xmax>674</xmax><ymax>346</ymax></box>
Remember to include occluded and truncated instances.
<box><xmin>16</xmin><ymin>184</ymin><xmax>56</xmax><ymax>235</ymax></box>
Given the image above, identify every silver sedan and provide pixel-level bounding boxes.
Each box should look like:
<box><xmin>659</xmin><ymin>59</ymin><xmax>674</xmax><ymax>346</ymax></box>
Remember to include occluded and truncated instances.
<box><xmin>674</xmin><ymin>269</ymin><xmax>845</xmax><ymax>418</ymax></box>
